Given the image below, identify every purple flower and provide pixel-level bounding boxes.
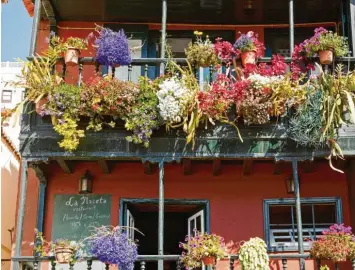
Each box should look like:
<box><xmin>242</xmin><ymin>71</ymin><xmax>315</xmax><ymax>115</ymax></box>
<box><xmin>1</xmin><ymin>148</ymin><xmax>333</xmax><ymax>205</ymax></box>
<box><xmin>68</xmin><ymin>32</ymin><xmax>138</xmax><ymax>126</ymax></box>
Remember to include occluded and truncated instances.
<box><xmin>89</xmin><ymin>229</ymin><xmax>137</xmax><ymax>270</ymax></box>
<box><xmin>95</xmin><ymin>28</ymin><xmax>132</xmax><ymax>67</ymax></box>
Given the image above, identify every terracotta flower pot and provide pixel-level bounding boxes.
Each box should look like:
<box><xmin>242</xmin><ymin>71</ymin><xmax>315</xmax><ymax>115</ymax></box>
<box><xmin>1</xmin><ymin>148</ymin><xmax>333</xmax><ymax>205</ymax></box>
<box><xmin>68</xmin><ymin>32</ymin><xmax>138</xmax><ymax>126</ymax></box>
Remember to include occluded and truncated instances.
<box><xmin>201</xmin><ymin>256</ymin><xmax>216</xmax><ymax>266</ymax></box>
<box><xmin>241</xmin><ymin>51</ymin><xmax>256</xmax><ymax>67</ymax></box>
<box><xmin>35</xmin><ymin>98</ymin><xmax>48</xmax><ymax>115</ymax></box>
<box><xmin>64</xmin><ymin>48</ymin><xmax>80</xmax><ymax>66</ymax></box>
<box><xmin>54</xmin><ymin>246</ymin><xmax>74</xmax><ymax>264</ymax></box>
<box><xmin>319</xmin><ymin>50</ymin><xmax>333</xmax><ymax>65</ymax></box>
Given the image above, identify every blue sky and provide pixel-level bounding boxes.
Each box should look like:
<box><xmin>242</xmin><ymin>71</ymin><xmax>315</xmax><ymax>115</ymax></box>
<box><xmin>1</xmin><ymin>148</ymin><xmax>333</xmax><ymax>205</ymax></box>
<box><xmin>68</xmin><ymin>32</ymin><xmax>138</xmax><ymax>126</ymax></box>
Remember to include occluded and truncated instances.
<box><xmin>2</xmin><ymin>1</ymin><xmax>32</xmax><ymax>61</ymax></box>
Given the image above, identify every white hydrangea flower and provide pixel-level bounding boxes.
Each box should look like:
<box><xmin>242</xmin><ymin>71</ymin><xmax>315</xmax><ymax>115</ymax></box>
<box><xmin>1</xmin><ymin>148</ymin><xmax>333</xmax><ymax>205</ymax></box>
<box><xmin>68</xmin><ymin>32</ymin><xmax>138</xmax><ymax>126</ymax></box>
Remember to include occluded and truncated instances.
<box><xmin>157</xmin><ymin>77</ymin><xmax>193</xmax><ymax>124</ymax></box>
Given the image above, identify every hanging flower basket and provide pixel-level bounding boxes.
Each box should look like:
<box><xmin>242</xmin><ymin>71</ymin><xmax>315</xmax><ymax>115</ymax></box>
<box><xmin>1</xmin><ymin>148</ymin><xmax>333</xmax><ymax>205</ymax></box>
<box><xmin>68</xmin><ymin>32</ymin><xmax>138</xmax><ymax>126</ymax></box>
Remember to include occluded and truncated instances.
<box><xmin>201</xmin><ymin>256</ymin><xmax>216</xmax><ymax>266</ymax></box>
<box><xmin>241</xmin><ymin>51</ymin><xmax>256</xmax><ymax>67</ymax></box>
<box><xmin>64</xmin><ymin>48</ymin><xmax>80</xmax><ymax>66</ymax></box>
<box><xmin>54</xmin><ymin>246</ymin><xmax>75</xmax><ymax>264</ymax></box>
<box><xmin>319</xmin><ymin>50</ymin><xmax>334</xmax><ymax>65</ymax></box>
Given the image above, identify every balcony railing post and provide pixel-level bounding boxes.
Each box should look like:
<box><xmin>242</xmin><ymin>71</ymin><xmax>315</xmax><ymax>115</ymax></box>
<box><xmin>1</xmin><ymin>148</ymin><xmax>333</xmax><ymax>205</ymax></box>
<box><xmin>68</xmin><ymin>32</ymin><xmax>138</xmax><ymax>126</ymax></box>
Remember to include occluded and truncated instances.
<box><xmin>282</xmin><ymin>258</ymin><xmax>287</xmax><ymax>270</ymax></box>
<box><xmin>160</xmin><ymin>0</ymin><xmax>167</xmax><ymax>75</ymax></box>
<box><xmin>229</xmin><ymin>257</ymin><xmax>235</xmax><ymax>270</ymax></box>
<box><xmin>292</xmin><ymin>159</ymin><xmax>305</xmax><ymax>270</ymax></box>
<box><xmin>158</xmin><ymin>160</ymin><xmax>165</xmax><ymax>270</ymax></box>
<box><xmin>289</xmin><ymin>0</ymin><xmax>294</xmax><ymax>54</ymax></box>
<box><xmin>51</xmin><ymin>259</ymin><xmax>56</xmax><ymax>270</ymax></box>
<box><xmin>140</xmin><ymin>261</ymin><xmax>146</xmax><ymax>270</ymax></box>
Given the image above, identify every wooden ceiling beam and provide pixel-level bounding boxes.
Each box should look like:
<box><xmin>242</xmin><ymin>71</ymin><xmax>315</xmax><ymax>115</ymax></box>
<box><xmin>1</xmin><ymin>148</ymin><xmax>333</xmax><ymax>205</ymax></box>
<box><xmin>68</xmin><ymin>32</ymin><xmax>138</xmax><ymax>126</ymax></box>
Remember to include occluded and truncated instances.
<box><xmin>243</xmin><ymin>160</ymin><xmax>253</xmax><ymax>176</ymax></box>
<box><xmin>56</xmin><ymin>159</ymin><xmax>72</xmax><ymax>174</ymax></box>
<box><xmin>183</xmin><ymin>159</ymin><xmax>192</xmax><ymax>175</ymax></box>
<box><xmin>213</xmin><ymin>159</ymin><xmax>221</xmax><ymax>176</ymax></box>
<box><xmin>98</xmin><ymin>160</ymin><xmax>111</xmax><ymax>174</ymax></box>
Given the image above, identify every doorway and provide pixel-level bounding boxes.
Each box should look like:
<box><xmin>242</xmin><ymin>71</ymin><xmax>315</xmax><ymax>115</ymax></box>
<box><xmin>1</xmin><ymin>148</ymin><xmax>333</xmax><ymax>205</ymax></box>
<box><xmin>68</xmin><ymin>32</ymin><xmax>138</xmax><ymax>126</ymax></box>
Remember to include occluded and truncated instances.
<box><xmin>120</xmin><ymin>199</ymin><xmax>210</xmax><ymax>270</ymax></box>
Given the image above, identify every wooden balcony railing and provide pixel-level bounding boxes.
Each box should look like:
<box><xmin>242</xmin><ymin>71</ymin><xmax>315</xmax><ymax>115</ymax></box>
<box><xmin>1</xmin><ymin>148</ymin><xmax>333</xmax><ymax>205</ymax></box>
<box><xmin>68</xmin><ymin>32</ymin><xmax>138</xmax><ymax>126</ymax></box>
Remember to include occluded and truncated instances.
<box><xmin>27</xmin><ymin>56</ymin><xmax>355</xmax><ymax>85</ymax></box>
<box><xmin>11</xmin><ymin>254</ymin><xmax>355</xmax><ymax>270</ymax></box>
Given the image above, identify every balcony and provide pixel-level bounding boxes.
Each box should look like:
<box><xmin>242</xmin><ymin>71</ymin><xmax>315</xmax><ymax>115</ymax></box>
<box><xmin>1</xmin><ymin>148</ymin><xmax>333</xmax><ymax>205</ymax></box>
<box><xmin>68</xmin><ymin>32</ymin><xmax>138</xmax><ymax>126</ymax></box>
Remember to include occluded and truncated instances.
<box><xmin>19</xmin><ymin>56</ymin><xmax>355</xmax><ymax>160</ymax></box>
<box><xmin>12</xmin><ymin>254</ymin><xmax>355</xmax><ymax>270</ymax></box>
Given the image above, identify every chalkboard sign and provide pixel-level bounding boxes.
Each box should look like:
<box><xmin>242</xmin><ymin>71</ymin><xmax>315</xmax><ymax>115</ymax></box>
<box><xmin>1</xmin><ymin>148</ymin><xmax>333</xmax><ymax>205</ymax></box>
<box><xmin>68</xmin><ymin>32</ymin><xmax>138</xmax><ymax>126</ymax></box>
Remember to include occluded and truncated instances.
<box><xmin>52</xmin><ymin>194</ymin><xmax>112</xmax><ymax>241</ymax></box>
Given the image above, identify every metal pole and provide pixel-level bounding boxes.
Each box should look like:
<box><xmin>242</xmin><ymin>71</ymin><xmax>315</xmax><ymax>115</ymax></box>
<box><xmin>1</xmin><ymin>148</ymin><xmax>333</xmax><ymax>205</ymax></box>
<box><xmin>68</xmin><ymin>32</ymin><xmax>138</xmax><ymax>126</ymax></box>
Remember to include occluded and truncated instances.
<box><xmin>36</xmin><ymin>183</ymin><xmax>47</xmax><ymax>232</ymax></box>
<box><xmin>158</xmin><ymin>161</ymin><xmax>165</xmax><ymax>270</ymax></box>
<box><xmin>160</xmin><ymin>0</ymin><xmax>167</xmax><ymax>75</ymax></box>
<box><xmin>292</xmin><ymin>159</ymin><xmax>304</xmax><ymax>270</ymax></box>
<box><xmin>350</xmin><ymin>0</ymin><xmax>355</xmax><ymax>57</ymax></box>
<box><xmin>289</xmin><ymin>0</ymin><xmax>295</xmax><ymax>54</ymax></box>
<box><xmin>13</xmin><ymin>160</ymin><xmax>29</xmax><ymax>270</ymax></box>
<box><xmin>29</xmin><ymin>0</ymin><xmax>42</xmax><ymax>56</ymax></box>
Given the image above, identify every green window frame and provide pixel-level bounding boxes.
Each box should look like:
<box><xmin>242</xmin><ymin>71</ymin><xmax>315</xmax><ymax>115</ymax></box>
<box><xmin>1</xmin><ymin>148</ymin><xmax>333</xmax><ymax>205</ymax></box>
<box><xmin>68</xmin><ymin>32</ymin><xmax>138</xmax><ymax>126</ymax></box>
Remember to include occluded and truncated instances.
<box><xmin>263</xmin><ymin>197</ymin><xmax>342</xmax><ymax>252</ymax></box>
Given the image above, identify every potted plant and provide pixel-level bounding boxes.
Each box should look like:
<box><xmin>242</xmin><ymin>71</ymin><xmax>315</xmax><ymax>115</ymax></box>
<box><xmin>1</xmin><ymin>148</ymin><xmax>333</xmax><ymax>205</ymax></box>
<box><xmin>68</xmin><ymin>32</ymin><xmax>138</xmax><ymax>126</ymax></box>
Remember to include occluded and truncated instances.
<box><xmin>40</xmin><ymin>84</ymin><xmax>84</xmax><ymax>152</ymax></box>
<box><xmin>233</xmin><ymin>31</ymin><xmax>265</xmax><ymax>67</ymax></box>
<box><xmin>52</xmin><ymin>239</ymin><xmax>82</xmax><ymax>264</ymax></box>
<box><xmin>63</xmin><ymin>37</ymin><xmax>88</xmax><ymax>66</ymax></box>
<box><xmin>87</xmin><ymin>226</ymin><xmax>138</xmax><ymax>270</ymax></box>
<box><xmin>238</xmin><ymin>237</ymin><xmax>269</xmax><ymax>270</ymax></box>
<box><xmin>303</xmin><ymin>28</ymin><xmax>349</xmax><ymax>65</ymax></box>
<box><xmin>310</xmin><ymin>224</ymin><xmax>355</xmax><ymax>262</ymax></box>
<box><xmin>81</xmin><ymin>76</ymin><xmax>140</xmax><ymax>132</ymax></box>
<box><xmin>32</xmin><ymin>229</ymin><xmax>53</xmax><ymax>257</ymax></box>
<box><xmin>125</xmin><ymin>76</ymin><xmax>162</xmax><ymax>148</ymax></box>
<box><xmin>94</xmin><ymin>27</ymin><xmax>132</xmax><ymax>67</ymax></box>
<box><xmin>185</xmin><ymin>31</ymin><xmax>219</xmax><ymax>68</ymax></box>
<box><xmin>179</xmin><ymin>232</ymin><xmax>225</xmax><ymax>268</ymax></box>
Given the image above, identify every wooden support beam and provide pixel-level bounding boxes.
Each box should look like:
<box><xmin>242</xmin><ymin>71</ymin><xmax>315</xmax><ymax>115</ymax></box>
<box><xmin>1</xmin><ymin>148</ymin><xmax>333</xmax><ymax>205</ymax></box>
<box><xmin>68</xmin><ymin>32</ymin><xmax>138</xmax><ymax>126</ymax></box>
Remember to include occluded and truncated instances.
<box><xmin>213</xmin><ymin>159</ymin><xmax>221</xmax><ymax>176</ymax></box>
<box><xmin>143</xmin><ymin>161</ymin><xmax>153</xmax><ymax>175</ymax></box>
<box><xmin>243</xmin><ymin>160</ymin><xmax>253</xmax><ymax>176</ymax></box>
<box><xmin>183</xmin><ymin>159</ymin><xmax>192</xmax><ymax>175</ymax></box>
<box><xmin>57</xmin><ymin>159</ymin><xmax>72</xmax><ymax>174</ymax></box>
<box><xmin>274</xmin><ymin>161</ymin><xmax>284</xmax><ymax>175</ymax></box>
<box><xmin>302</xmin><ymin>160</ymin><xmax>314</xmax><ymax>173</ymax></box>
<box><xmin>98</xmin><ymin>160</ymin><xmax>110</xmax><ymax>174</ymax></box>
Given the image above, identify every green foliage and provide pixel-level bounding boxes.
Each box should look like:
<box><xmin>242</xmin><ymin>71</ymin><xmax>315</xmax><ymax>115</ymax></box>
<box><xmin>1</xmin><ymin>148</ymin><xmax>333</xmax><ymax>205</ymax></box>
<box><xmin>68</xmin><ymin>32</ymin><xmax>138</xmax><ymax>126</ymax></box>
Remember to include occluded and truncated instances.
<box><xmin>45</xmin><ymin>84</ymin><xmax>84</xmax><ymax>152</ymax></box>
<box><xmin>238</xmin><ymin>237</ymin><xmax>269</xmax><ymax>270</ymax></box>
<box><xmin>125</xmin><ymin>77</ymin><xmax>162</xmax><ymax>147</ymax></box>
<box><xmin>288</xmin><ymin>85</ymin><xmax>324</xmax><ymax>148</ymax></box>
<box><xmin>318</xmin><ymin>65</ymin><xmax>355</xmax><ymax>172</ymax></box>
<box><xmin>180</xmin><ymin>232</ymin><xmax>226</xmax><ymax>269</ymax></box>
<box><xmin>185</xmin><ymin>31</ymin><xmax>219</xmax><ymax>67</ymax></box>
<box><xmin>308</xmin><ymin>30</ymin><xmax>349</xmax><ymax>57</ymax></box>
<box><xmin>64</xmin><ymin>37</ymin><xmax>88</xmax><ymax>50</ymax></box>
<box><xmin>81</xmin><ymin>76</ymin><xmax>140</xmax><ymax>131</ymax></box>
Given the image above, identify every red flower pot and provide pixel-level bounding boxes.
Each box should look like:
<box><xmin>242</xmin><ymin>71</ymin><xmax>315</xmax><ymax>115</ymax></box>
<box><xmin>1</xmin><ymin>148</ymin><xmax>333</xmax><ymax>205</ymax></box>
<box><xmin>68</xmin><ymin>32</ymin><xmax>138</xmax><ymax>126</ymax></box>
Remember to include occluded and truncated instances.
<box><xmin>201</xmin><ymin>256</ymin><xmax>216</xmax><ymax>266</ymax></box>
<box><xmin>64</xmin><ymin>48</ymin><xmax>80</xmax><ymax>66</ymax></box>
<box><xmin>241</xmin><ymin>51</ymin><xmax>256</xmax><ymax>67</ymax></box>
<box><xmin>319</xmin><ymin>50</ymin><xmax>333</xmax><ymax>65</ymax></box>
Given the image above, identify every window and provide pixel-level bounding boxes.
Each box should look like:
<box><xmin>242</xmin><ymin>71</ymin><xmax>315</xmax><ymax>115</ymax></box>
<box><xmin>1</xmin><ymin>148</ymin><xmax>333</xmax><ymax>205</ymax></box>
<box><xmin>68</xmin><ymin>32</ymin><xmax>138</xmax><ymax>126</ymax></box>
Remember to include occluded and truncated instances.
<box><xmin>21</xmin><ymin>90</ymin><xmax>26</xmax><ymax>101</ymax></box>
<box><xmin>264</xmin><ymin>198</ymin><xmax>342</xmax><ymax>251</ymax></box>
<box><xmin>1</xmin><ymin>90</ymin><xmax>12</xmax><ymax>103</ymax></box>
